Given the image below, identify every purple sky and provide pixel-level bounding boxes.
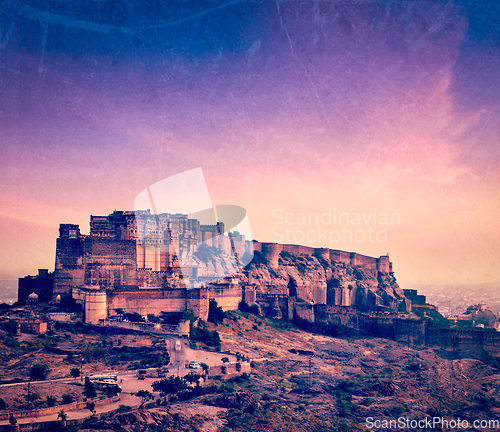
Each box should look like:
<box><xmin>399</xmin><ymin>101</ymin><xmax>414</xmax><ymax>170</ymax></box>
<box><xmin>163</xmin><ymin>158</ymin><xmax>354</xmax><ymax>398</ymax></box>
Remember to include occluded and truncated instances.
<box><xmin>1</xmin><ymin>0</ymin><xmax>500</xmax><ymax>288</ymax></box>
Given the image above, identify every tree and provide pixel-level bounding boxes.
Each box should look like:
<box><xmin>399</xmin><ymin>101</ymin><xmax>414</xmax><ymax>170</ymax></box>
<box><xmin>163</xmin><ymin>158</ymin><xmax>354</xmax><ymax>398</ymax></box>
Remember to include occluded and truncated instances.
<box><xmin>25</xmin><ymin>392</ymin><xmax>40</xmax><ymax>408</ymax></box>
<box><xmin>147</xmin><ymin>314</ymin><xmax>161</xmax><ymax>323</ymax></box>
<box><xmin>136</xmin><ymin>389</ymin><xmax>154</xmax><ymax>407</ymax></box>
<box><xmin>84</xmin><ymin>379</ymin><xmax>97</xmax><ymax>399</ymax></box>
<box><xmin>8</xmin><ymin>414</ymin><xmax>16</xmax><ymax>425</ymax></box>
<box><xmin>199</xmin><ymin>362</ymin><xmax>209</xmax><ymax>375</ymax></box>
<box><xmin>57</xmin><ymin>410</ymin><xmax>67</xmax><ymax>422</ymax></box>
<box><xmin>0</xmin><ymin>398</ymin><xmax>6</xmax><ymax>410</ymax></box>
<box><xmin>30</xmin><ymin>363</ymin><xmax>50</xmax><ymax>381</ymax></box>
<box><xmin>208</xmin><ymin>299</ymin><xmax>226</xmax><ymax>325</ymax></box>
<box><xmin>184</xmin><ymin>373</ymin><xmax>202</xmax><ymax>386</ymax></box>
<box><xmin>62</xmin><ymin>394</ymin><xmax>73</xmax><ymax>404</ymax></box>
<box><xmin>70</xmin><ymin>367</ymin><xmax>80</xmax><ymax>381</ymax></box>
<box><xmin>47</xmin><ymin>395</ymin><xmax>57</xmax><ymax>407</ymax></box>
<box><xmin>221</xmin><ymin>357</ymin><xmax>230</xmax><ymax>364</ymax></box>
<box><xmin>5</xmin><ymin>320</ymin><xmax>18</xmax><ymax>335</ymax></box>
<box><xmin>86</xmin><ymin>401</ymin><xmax>95</xmax><ymax>412</ymax></box>
<box><xmin>152</xmin><ymin>376</ymin><xmax>188</xmax><ymax>399</ymax></box>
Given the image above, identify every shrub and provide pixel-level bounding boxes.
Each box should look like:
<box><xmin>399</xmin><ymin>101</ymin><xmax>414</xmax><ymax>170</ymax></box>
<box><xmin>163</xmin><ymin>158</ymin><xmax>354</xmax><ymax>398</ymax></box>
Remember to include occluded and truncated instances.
<box><xmin>208</xmin><ymin>299</ymin><xmax>226</xmax><ymax>325</ymax></box>
<box><xmin>30</xmin><ymin>364</ymin><xmax>50</xmax><ymax>381</ymax></box>
<box><xmin>84</xmin><ymin>380</ymin><xmax>97</xmax><ymax>399</ymax></box>
<box><xmin>4</xmin><ymin>320</ymin><xmax>18</xmax><ymax>335</ymax></box>
<box><xmin>152</xmin><ymin>376</ymin><xmax>188</xmax><ymax>397</ymax></box>
<box><xmin>190</xmin><ymin>325</ymin><xmax>221</xmax><ymax>350</ymax></box>
<box><xmin>117</xmin><ymin>405</ymin><xmax>132</xmax><ymax>412</ymax></box>
<box><xmin>62</xmin><ymin>394</ymin><xmax>73</xmax><ymax>404</ymax></box>
<box><xmin>239</xmin><ymin>301</ymin><xmax>260</xmax><ymax>315</ymax></box>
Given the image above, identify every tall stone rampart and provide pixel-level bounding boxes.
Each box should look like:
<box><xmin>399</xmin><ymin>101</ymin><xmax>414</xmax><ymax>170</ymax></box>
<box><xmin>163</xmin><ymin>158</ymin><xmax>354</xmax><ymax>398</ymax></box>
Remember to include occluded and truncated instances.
<box><xmin>350</xmin><ymin>252</ymin><xmax>377</xmax><ymax>269</ymax></box>
<box><xmin>314</xmin><ymin>248</ymin><xmax>330</xmax><ymax>260</ymax></box>
<box><xmin>329</xmin><ymin>250</ymin><xmax>351</xmax><ymax>264</ymax></box>
<box><xmin>53</xmin><ymin>235</ymin><xmax>85</xmax><ymax>301</ymax></box>
<box><xmin>208</xmin><ymin>284</ymin><xmax>243</xmax><ymax>312</ymax></box>
<box><xmin>261</xmin><ymin>243</ymin><xmax>282</xmax><ymax>269</ymax></box>
<box><xmin>281</xmin><ymin>244</ymin><xmax>315</xmax><ymax>256</ymax></box>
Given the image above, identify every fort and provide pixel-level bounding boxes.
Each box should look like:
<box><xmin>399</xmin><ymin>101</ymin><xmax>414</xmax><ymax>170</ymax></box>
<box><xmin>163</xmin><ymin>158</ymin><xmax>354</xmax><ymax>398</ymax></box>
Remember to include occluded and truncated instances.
<box><xmin>19</xmin><ymin>210</ymin><xmax>400</xmax><ymax>324</ymax></box>
<box><xmin>17</xmin><ymin>209</ymin><xmax>500</xmax><ymax>360</ymax></box>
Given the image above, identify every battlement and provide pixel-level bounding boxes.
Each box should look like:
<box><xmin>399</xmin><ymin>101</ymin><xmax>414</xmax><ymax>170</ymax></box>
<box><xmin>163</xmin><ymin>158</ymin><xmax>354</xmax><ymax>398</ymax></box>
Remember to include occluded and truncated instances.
<box><xmin>59</xmin><ymin>224</ymin><xmax>81</xmax><ymax>239</ymax></box>
<box><xmin>252</xmin><ymin>241</ymin><xmax>392</xmax><ymax>273</ymax></box>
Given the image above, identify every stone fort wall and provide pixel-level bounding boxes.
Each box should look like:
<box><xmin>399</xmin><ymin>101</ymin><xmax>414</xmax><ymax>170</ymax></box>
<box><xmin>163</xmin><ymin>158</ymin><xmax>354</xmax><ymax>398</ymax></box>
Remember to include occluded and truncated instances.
<box><xmin>252</xmin><ymin>241</ymin><xmax>391</xmax><ymax>273</ymax></box>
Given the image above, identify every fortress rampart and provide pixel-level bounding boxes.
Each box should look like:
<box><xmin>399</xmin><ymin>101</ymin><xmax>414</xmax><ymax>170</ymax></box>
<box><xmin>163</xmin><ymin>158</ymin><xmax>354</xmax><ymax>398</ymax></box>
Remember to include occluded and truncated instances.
<box><xmin>252</xmin><ymin>241</ymin><xmax>392</xmax><ymax>274</ymax></box>
<box><xmin>45</xmin><ymin>211</ymin><xmax>401</xmax><ymax>325</ymax></box>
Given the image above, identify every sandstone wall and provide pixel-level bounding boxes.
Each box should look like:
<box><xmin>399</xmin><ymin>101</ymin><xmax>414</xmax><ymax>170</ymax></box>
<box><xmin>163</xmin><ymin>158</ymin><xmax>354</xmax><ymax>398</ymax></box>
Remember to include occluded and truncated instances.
<box><xmin>329</xmin><ymin>250</ymin><xmax>351</xmax><ymax>264</ymax></box>
<box><xmin>208</xmin><ymin>285</ymin><xmax>243</xmax><ymax>312</ymax></box>
<box><xmin>107</xmin><ymin>289</ymin><xmax>188</xmax><ymax>316</ymax></box>
<box><xmin>53</xmin><ymin>237</ymin><xmax>85</xmax><ymax>301</ymax></box>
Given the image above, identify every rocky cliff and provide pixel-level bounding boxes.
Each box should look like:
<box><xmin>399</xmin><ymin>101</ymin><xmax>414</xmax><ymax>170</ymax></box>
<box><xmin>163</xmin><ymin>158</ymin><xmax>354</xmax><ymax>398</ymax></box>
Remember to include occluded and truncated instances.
<box><xmin>237</xmin><ymin>245</ymin><xmax>410</xmax><ymax>313</ymax></box>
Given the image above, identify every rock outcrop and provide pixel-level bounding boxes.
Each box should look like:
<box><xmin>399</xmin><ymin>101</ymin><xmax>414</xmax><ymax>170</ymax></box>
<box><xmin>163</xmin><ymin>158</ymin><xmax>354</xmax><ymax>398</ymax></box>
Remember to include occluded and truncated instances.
<box><xmin>238</xmin><ymin>244</ymin><xmax>409</xmax><ymax>313</ymax></box>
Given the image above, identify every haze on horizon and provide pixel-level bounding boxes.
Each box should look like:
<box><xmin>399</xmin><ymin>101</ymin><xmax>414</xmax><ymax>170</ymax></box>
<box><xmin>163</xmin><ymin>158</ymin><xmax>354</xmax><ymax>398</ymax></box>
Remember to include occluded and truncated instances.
<box><xmin>1</xmin><ymin>1</ymin><xmax>500</xmax><ymax>290</ymax></box>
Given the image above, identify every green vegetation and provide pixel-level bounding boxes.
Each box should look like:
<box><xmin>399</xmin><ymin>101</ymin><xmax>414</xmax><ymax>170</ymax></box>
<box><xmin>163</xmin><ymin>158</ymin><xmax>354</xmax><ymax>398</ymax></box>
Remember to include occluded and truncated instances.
<box><xmin>123</xmin><ymin>312</ymin><xmax>144</xmax><ymax>322</ymax></box>
<box><xmin>84</xmin><ymin>380</ymin><xmax>97</xmax><ymax>399</ymax></box>
<box><xmin>70</xmin><ymin>367</ymin><xmax>80</xmax><ymax>380</ymax></box>
<box><xmin>312</xmin><ymin>251</ymin><xmax>330</xmax><ymax>268</ymax></box>
<box><xmin>83</xmin><ymin>343</ymin><xmax>170</xmax><ymax>369</ymax></box>
<box><xmin>353</xmin><ymin>269</ymin><xmax>363</xmax><ymax>280</ymax></box>
<box><xmin>30</xmin><ymin>363</ymin><xmax>50</xmax><ymax>381</ymax></box>
<box><xmin>152</xmin><ymin>375</ymin><xmax>188</xmax><ymax>398</ymax></box>
<box><xmin>24</xmin><ymin>392</ymin><xmax>40</xmax><ymax>407</ymax></box>
<box><xmin>190</xmin><ymin>321</ymin><xmax>221</xmax><ymax>350</ymax></box>
<box><xmin>62</xmin><ymin>394</ymin><xmax>73</xmax><ymax>404</ymax></box>
<box><xmin>244</xmin><ymin>250</ymin><xmax>266</xmax><ymax>269</ymax></box>
<box><xmin>4</xmin><ymin>320</ymin><xmax>18</xmax><ymax>335</ymax></box>
<box><xmin>238</xmin><ymin>301</ymin><xmax>260</xmax><ymax>315</ymax></box>
<box><xmin>135</xmin><ymin>389</ymin><xmax>154</xmax><ymax>407</ymax></box>
<box><xmin>208</xmin><ymin>299</ymin><xmax>226</xmax><ymax>325</ymax></box>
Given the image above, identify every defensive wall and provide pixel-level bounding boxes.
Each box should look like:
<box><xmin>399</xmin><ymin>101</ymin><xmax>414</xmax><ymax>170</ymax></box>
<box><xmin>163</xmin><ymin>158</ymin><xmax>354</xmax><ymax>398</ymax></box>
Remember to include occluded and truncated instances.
<box><xmin>0</xmin><ymin>395</ymin><xmax>120</xmax><ymax>422</ymax></box>
<box><xmin>358</xmin><ymin>314</ymin><xmax>500</xmax><ymax>358</ymax></box>
<box><xmin>252</xmin><ymin>241</ymin><xmax>391</xmax><ymax>273</ymax></box>
<box><xmin>100</xmin><ymin>319</ymin><xmax>190</xmax><ymax>336</ymax></box>
<box><xmin>425</xmin><ymin>326</ymin><xmax>500</xmax><ymax>358</ymax></box>
<box><xmin>78</xmin><ymin>283</ymin><xmax>242</xmax><ymax>324</ymax></box>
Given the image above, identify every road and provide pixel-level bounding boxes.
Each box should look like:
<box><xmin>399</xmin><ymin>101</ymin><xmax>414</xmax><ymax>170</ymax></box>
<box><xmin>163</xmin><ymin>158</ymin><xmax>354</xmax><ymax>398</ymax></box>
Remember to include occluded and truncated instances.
<box><xmin>0</xmin><ymin>338</ymin><xmax>237</xmax><ymax>426</ymax></box>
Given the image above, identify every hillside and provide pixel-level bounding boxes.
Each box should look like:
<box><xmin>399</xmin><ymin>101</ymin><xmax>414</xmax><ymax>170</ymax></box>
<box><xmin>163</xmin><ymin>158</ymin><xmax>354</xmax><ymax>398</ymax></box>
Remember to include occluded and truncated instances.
<box><xmin>79</xmin><ymin>311</ymin><xmax>500</xmax><ymax>431</ymax></box>
<box><xmin>240</xmin><ymin>248</ymin><xmax>409</xmax><ymax>313</ymax></box>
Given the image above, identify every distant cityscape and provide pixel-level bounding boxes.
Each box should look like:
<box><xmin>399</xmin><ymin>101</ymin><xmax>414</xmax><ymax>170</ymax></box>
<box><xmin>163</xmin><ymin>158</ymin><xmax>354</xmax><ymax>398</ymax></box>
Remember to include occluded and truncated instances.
<box><xmin>407</xmin><ymin>284</ymin><xmax>500</xmax><ymax>317</ymax></box>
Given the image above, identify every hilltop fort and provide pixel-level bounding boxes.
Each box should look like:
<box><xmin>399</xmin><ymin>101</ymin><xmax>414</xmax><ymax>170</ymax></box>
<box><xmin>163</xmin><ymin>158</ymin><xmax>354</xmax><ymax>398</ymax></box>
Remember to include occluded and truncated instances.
<box><xmin>19</xmin><ymin>210</ymin><xmax>408</xmax><ymax>324</ymax></box>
